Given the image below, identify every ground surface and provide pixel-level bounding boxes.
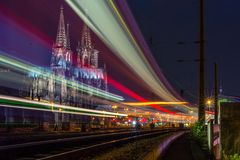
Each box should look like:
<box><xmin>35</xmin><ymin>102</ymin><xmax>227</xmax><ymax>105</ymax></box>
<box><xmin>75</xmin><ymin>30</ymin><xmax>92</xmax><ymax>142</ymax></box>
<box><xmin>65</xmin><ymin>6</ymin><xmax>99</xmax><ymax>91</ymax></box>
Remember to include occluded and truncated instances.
<box><xmin>161</xmin><ymin>134</ymin><xmax>194</xmax><ymax>160</ymax></box>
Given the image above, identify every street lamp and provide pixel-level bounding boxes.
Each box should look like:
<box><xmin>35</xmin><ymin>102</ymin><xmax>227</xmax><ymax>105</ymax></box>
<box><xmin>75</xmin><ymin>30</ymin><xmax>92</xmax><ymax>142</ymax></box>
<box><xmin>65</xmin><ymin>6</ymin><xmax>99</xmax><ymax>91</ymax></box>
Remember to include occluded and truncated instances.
<box><xmin>206</xmin><ymin>99</ymin><xmax>212</xmax><ymax>106</ymax></box>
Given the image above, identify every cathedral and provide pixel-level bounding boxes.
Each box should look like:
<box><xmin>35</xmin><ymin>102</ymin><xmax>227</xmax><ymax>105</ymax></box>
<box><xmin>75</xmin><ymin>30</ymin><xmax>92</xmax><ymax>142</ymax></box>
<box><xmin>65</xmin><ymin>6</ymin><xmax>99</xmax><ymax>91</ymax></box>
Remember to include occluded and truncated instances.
<box><xmin>28</xmin><ymin>6</ymin><xmax>108</xmax><ymax>109</ymax></box>
<box><xmin>0</xmin><ymin>6</ymin><xmax>113</xmax><ymax>131</ymax></box>
<box><xmin>22</xmin><ymin>6</ymin><xmax>109</xmax><ymax>129</ymax></box>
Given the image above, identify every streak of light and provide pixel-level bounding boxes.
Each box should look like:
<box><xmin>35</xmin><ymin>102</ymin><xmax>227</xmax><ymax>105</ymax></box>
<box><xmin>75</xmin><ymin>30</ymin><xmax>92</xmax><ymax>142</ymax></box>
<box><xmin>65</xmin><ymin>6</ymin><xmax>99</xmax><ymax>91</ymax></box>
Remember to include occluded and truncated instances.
<box><xmin>1</xmin><ymin>104</ymin><xmax>115</xmax><ymax>118</ymax></box>
<box><xmin>0</xmin><ymin>53</ymin><xmax>123</xmax><ymax>102</ymax></box>
<box><xmin>206</xmin><ymin>111</ymin><xmax>214</xmax><ymax>115</ymax></box>
<box><xmin>65</xmin><ymin>0</ymin><xmax>180</xmax><ymax>102</ymax></box>
<box><xmin>0</xmin><ymin>95</ymin><xmax>127</xmax><ymax>117</ymax></box>
<box><xmin>108</xmin><ymin>77</ymin><xmax>175</xmax><ymax>114</ymax></box>
<box><xmin>65</xmin><ymin>0</ymin><xmax>194</xmax><ymax>114</ymax></box>
<box><xmin>123</xmin><ymin>101</ymin><xmax>188</xmax><ymax>106</ymax></box>
<box><xmin>0</xmin><ymin>5</ymin><xmax>52</xmax><ymax>49</ymax></box>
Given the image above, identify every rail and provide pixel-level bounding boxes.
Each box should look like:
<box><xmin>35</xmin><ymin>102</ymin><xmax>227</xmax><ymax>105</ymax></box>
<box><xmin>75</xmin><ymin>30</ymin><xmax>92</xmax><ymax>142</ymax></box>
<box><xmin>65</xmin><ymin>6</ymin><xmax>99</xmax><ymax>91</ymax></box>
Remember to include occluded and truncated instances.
<box><xmin>0</xmin><ymin>128</ymin><xmax>183</xmax><ymax>160</ymax></box>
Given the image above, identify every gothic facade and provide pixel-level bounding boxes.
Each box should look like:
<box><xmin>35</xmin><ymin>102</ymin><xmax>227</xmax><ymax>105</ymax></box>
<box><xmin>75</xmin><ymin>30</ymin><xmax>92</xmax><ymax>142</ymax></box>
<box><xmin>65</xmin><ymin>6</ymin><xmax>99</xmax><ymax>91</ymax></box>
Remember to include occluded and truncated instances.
<box><xmin>28</xmin><ymin>6</ymin><xmax>108</xmax><ymax>109</ymax></box>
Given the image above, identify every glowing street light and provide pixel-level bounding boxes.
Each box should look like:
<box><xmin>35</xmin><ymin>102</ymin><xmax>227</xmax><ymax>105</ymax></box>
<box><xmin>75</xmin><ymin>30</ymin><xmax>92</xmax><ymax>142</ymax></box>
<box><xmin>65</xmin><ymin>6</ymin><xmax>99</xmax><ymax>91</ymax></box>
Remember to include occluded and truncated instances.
<box><xmin>206</xmin><ymin>99</ymin><xmax>213</xmax><ymax>106</ymax></box>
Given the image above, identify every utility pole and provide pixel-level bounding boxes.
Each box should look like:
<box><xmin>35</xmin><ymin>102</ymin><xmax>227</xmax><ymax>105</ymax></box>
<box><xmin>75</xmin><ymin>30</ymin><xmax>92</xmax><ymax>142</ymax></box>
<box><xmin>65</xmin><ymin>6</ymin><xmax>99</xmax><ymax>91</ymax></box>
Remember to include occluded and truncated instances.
<box><xmin>198</xmin><ymin>0</ymin><xmax>205</xmax><ymax>122</ymax></box>
<box><xmin>214</xmin><ymin>63</ymin><xmax>218</xmax><ymax>124</ymax></box>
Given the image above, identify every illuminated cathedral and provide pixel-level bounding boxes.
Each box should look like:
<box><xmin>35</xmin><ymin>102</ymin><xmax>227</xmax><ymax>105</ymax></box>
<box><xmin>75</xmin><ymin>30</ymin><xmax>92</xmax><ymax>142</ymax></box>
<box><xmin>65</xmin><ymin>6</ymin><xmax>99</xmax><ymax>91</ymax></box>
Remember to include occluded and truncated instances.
<box><xmin>0</xmin><ymin>6</ymin><xmax>112</xmax><ymax>129</ymax></box>
<box><xmin>29</xmin><ymin>6</ymin><xmax>108</xmax><ymax>109</ymax></box>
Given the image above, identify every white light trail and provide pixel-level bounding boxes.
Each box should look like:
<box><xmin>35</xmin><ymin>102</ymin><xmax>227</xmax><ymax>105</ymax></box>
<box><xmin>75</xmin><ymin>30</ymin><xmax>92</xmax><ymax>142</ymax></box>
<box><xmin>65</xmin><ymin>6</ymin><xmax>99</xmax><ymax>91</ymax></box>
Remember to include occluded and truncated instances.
<box><xmin>65</xmin><ymin>0</ymin><xmax>184</xmax><ymax>103</ymax></box>
<box><xmin>0</xmin><ymin>95</ymin><xmax>128</xmax><ymax>117</ymax></box>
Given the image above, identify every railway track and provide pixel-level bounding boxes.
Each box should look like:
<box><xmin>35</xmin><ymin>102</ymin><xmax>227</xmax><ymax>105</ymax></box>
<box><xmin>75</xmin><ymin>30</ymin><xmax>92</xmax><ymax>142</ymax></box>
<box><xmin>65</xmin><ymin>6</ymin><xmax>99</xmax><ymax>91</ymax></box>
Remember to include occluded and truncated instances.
<box><xmin>0</xmin><ymin>128</ymin><xmax>181</xmax><ymax>160</ymax></box>
<box><xmin>0</xmin><ymin>128</ymin><xmax>131</xmax><ymax>146</ymax></box>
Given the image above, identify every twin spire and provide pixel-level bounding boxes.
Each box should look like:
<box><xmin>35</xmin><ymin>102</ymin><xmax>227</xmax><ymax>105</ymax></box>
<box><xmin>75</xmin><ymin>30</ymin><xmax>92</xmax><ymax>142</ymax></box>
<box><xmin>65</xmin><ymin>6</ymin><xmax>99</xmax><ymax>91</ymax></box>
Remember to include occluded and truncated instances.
<box><xmin>55</xmin><ymin>6</ymin><xmax>97</xmax><ymax>68</ymax></box>
<box><xmin>55</xmin><ymin>6</ymin><xmax>93</xmax><ymax>51</ymax></box>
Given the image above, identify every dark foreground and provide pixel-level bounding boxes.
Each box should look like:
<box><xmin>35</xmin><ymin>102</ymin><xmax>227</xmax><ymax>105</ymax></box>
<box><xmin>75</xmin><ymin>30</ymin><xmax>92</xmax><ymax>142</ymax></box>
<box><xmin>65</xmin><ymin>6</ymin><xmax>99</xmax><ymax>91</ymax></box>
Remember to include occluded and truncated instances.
<box><xmin>161</xmin><ymin>133</ymin><xmax>209</xmax><ymax>160</ymax></box>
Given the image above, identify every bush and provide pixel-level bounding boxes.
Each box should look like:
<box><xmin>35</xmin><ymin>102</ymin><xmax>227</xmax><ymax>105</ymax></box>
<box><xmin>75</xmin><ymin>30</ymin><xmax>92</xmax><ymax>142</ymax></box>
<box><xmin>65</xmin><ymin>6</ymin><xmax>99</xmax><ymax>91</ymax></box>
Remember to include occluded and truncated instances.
<box><xmin>190</xmin><ymin>121</ymin><xmax>208</xmax><ymax>150</ymax></box>
<box><xmin>223</xmin><ymin>152</ymin><xmax>240</xmax><ymax>160</ymax></box>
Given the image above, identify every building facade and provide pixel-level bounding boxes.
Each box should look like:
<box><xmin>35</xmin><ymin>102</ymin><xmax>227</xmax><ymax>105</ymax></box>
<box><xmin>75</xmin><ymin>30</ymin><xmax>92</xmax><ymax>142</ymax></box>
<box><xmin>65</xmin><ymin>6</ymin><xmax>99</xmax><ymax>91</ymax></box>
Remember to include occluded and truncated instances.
<box><xmin>0</xmin><ymin>7</ymin><xmax>112</xmax><ymax>131</ymax></box>
<box><xmin>29</xmin><ymin>6</ymin><xmax>108</xmax><ymax>108</ymax></box>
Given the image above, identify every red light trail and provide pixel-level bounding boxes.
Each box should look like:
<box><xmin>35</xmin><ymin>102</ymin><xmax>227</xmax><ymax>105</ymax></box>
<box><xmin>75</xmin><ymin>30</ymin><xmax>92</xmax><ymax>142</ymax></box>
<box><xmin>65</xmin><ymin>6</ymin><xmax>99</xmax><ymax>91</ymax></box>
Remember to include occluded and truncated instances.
<box><xmin>108</xmin><ymin>76</ymin><xmax>176</xmax><ymax>114</ymax></box>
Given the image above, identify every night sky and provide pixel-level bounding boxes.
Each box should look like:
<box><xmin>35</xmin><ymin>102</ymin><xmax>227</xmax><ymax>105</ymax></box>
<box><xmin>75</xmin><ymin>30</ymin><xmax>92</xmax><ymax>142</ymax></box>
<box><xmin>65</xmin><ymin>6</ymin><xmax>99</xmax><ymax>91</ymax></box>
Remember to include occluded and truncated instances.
<box><xmin>0</xmin><ymin>0</ymin><xmax>240</xmax><ymax>103</ymax></box>
<box><xmin>128</xmin><ymin>0</ymin><xmax>240</xmax><ymax>102</ymax></box>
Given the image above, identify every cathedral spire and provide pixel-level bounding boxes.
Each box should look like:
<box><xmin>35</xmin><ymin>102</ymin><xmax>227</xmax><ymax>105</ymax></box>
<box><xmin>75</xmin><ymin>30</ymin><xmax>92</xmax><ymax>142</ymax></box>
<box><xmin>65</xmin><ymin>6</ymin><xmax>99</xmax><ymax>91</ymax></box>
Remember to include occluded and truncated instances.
<box><xmin>81</xmin><ymin>24</ymin><xmax>93</xmax><ymax>50</ymax></box>
<box><xmin>66</xmin><ymin>23</ymin><xmax>71</xmax><ymax>50</ymax></box>
<box><xmin>56</xmin><ymin>6</ymin><xmax>67</xmax><ymax>48</ymax></box>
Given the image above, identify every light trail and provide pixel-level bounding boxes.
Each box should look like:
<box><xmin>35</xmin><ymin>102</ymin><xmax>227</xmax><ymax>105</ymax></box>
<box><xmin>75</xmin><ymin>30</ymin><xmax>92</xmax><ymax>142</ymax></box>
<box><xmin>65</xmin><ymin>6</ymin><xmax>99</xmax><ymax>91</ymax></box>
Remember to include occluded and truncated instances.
<box><xmin>108</xmin><ymin>77</ymin><xmax>176</xmax><ymax>114</ymax></box>
<box><xmin>65</xmin><ymin>0</ymin><xmax>180</xmax><ymax>102</ymax></box>
<box><xmin>0</xmin><ymin>95</ymin><xmax>127</xmax><ymax>117</ymax></box>
<box><xmin>123</xmin><ymin>101</ymin><xmax>188</xmax><ymax>106</ymax></box>
<box><xmin>0</xmin><ymin>53</ymin><xmax>124</xmax><ymax>102</ymax></box>
<box><xmin>65</xmin><ymin>0</ymin><xmax>194</xmax><ymax>114</ymax></box>
<box><xmin>0</xmin><ymin>104</ymin><xmax>115</xmax><ymax>118</ymax></box>
<box><xmin>205</xmin><ymin>111</ymin><xmax>214</xmax><ymax>115</ymax></box>
<box><xmin>0</xmin><ymin>0</ymin><xmax>197</xmax><ymax>120</ymax></box>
